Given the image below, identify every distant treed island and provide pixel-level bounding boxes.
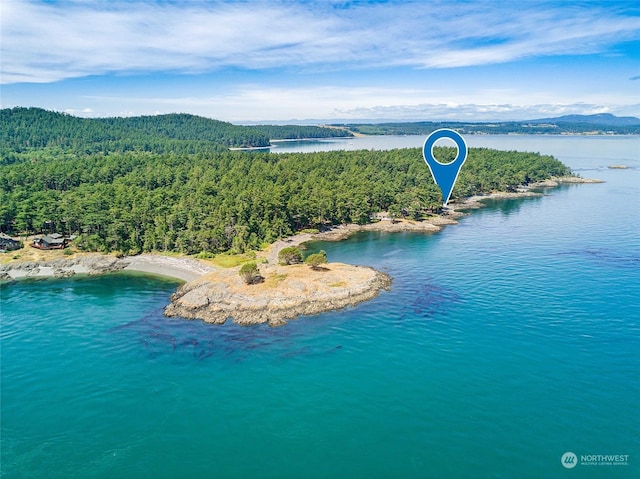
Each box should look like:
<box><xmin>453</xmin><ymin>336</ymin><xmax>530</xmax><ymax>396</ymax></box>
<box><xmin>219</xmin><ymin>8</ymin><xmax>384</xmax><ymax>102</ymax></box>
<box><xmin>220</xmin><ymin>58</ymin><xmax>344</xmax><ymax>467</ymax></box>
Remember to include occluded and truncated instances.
<box><xmin>0</xmin><ymin>107</ymin><xmax>355</xmax><ymax>158</ymax></box>
<box><xmin>1</xmin><ymin>108</ymin><xmax>572</xmax><ymax>255</ymax></box>
<box><xmin>339</xmin><ymin>113</ymin><xmax>640</xmax><ymax>136</ymax></box>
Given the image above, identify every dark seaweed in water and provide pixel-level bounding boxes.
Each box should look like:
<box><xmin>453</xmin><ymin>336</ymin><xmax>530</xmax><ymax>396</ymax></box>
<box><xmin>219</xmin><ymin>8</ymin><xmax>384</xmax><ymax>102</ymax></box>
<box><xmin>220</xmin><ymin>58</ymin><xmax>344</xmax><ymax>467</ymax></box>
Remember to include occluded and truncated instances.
<box><xmin>555</xmin><ymin>248</ymin><xmax>640</xmax><ymax>269</ymax></box>
<box><xmin>111</xmin><ymin>309</ymin><xmax>342</xmax><ymax>362</ymax></box>
<box><xmin>393</xmin><ymin>280</ymin><xmax>459</xmax><ymax>321</ymax></box>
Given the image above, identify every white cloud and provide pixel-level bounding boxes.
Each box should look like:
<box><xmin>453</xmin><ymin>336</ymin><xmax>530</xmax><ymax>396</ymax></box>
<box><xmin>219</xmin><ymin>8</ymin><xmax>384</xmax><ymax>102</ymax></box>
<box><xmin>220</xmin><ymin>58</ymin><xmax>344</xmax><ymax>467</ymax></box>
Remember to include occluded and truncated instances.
<box><xmin>81</xmin><ymin>85</ymin><xmax>417</xmax><ymax>120</ymax></box>
<box><xmin>78</xmin><ymin>84</ymin><xmax>640</xmax><ymax>122</ymax></box>
<box><xmin>415</xmin><ymin>8</ymin><xmax>640</xmax><ymax>68</ymax></box>
<box><xmin>335</xmin><ymin>102</ymin><xmax>640</xmax><ymax>122</ymax></box>
<box><xmin>63</xmin><ymin>107</ymin><xmax>95</xmax><ymax>116</ymax></box>
<box><xmin>0</xmin><ymin>0</ymin><xmax>338</xmax><ymax>83</ymax></box>
<box><xmin>2</xmin><ymin>0</ymin><xmax>639</xmax><ymax>84</ymax></box>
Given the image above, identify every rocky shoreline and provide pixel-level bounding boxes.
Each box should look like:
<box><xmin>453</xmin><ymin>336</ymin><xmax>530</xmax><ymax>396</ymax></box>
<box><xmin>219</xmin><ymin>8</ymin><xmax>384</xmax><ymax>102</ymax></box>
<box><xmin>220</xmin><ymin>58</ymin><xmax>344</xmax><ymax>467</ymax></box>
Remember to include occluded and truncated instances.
<box><xmin>0</xmin><ymin>254</ymin><xmax>126</xmax><ymax>280</ymax></box>
<box><xmin>165</xmin><ymin>263</ymin><xmax>392</xmax><ymax>327</ymax></box>
<box><xmin>1</xmin><ymin>251</ymin><xmax>393</xmax><ymax>327</ymax></box>
<box><xmin>269</xmin><ymin>176</ymin><xmax>602</xmax><ymax>245</ymax></box>
<box><xmin>0</xmin><ymin>254</ymin><xmax>214</xmax><ymax>282</ymax></box>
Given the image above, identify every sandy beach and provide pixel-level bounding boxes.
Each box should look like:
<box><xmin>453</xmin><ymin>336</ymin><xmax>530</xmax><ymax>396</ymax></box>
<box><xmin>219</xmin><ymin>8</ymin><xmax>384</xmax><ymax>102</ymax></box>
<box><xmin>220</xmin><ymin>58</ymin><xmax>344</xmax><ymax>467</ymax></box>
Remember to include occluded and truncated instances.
<box><xmin>2</xmin><ymin>175</ymin><xmax>602</xmax><ymax>283</ymax></box>
<box><xmin>123</xmin><ymin>255</ymin><xmax>215</xmax><ymax>281</ymax></box>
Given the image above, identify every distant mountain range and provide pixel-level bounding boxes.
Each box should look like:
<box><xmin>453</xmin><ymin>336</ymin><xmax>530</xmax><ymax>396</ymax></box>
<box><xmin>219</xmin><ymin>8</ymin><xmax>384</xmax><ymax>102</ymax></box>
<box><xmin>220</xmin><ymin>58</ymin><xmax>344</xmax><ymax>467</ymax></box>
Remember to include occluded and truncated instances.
<box><xmin>529</xmin><ymin>113</ymin><xmax>640</xmax><ymax>127</ymax></box>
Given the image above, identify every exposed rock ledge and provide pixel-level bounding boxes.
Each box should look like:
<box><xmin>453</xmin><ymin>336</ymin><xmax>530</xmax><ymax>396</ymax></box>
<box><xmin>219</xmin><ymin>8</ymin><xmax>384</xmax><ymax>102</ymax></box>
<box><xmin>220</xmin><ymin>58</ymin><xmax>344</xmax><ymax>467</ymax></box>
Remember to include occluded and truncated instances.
<box><xmin>530</xmin><ymin>176</ymin><xmax>604</xmax><ymax>187</ymax></box>
<box><xmin>0</xmin><ymin>253</ymin><xmax>214</xmax><ymax>281</ymax></box>
<box><xmin>165</xmin><ymin>173</ymin><xmax>598</xmax><ymax>327</ymax></box>
<box><xmin>164</xmin><ymin>263</ymin><xmax>392</xmax><ymax>327</ymax></box>
<box><xmin>263</xmin><ymin>176</ymin><xmax>602</xmax><ymax>244</ymax></box>
<box><xmin>0</xmin><ymin>254</ymin><xmax>127</xmax><ymax>280</ymax></box>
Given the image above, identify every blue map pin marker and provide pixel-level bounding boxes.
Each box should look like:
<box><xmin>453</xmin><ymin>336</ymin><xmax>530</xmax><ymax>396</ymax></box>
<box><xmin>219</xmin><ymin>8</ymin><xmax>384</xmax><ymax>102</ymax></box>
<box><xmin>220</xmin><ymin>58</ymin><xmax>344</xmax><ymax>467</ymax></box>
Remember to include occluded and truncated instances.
<box><xmin>422</xmin><ymin>129</ymin><xmax>468</xmax><ymax>207</ymax></box>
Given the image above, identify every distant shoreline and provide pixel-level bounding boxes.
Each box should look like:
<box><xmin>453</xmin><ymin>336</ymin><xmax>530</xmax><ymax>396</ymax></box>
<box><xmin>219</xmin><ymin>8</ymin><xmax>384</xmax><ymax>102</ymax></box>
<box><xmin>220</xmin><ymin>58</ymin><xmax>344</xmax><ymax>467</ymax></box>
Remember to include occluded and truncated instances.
<box><xmin>268</xmin><ymin>176</ymin><xmax>603</xmax><ymax>244</ymax></box>
<box><xmin>269</xmin><ymin>136</ymin><xmax>353</xmax><ymax>143</ymax></box>
<box><xmin>229</xmin><ymin>136</ymin><xmax>355</xmax><ymax>151</ymax></box>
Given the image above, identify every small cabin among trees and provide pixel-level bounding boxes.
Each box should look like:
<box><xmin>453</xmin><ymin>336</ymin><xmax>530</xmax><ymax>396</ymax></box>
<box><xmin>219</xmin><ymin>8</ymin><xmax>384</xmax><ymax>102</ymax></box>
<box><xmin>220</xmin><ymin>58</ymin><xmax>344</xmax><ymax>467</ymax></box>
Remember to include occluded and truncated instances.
<box><xmin>0</xmin><ymin>233</ymin><xmax>21</xmax><ymax>252</ymax></box>
<box><xmin>32</xmin><ymin>233</ymin><xmax>67</xmax><ymax>250</ymax></box>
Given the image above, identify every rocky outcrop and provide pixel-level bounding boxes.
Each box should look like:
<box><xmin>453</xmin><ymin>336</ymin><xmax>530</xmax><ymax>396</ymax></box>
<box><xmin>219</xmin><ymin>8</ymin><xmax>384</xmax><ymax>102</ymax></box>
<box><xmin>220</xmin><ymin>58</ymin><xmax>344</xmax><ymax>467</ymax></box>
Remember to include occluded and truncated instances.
<box><xmin>0</xmin><ymin>254</ymin><xmax>126</xmax><ymax>280</ymax></box>
<box><xmin>311</xmin><ymin>221</ymin><xmax>448</xmax><ymax>241</ymax></box>
<box><xmin>0</xmin><ymin>253</ymin><xmax>215</xmax><ymax>282</ymax></box>
<box><xmin>164</xmin><ymin>263</ymin><xmax>392</xmax><ymax>327</ymax></box>
<box><xmin>529</xmin><ymin>176</ymin><xmax>604</xmax><ymax>187</ymax></box>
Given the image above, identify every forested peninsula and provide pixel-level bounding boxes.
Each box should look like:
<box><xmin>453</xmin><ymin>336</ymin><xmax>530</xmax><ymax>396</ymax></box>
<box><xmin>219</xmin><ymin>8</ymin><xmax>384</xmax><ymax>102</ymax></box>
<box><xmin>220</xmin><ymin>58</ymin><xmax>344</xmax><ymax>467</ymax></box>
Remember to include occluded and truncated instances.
<box><xmin>1</xmin><ymin>107</ymin><xmax>573</xmax><ymax>255</ymax></box>
<box><xmin>2</xmin><ymin>107</ymin><xmax>592</xmax><ymax>325</ymax></box>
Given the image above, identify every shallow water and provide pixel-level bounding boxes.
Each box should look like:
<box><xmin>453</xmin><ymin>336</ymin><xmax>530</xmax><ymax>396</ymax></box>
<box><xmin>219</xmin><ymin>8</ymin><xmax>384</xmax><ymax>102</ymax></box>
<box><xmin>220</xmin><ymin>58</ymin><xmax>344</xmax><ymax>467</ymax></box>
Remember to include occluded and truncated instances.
<box><xmin>1</xmin><ymin>136</ymin><xmax>638</xmax><ymax>478</ymax></box>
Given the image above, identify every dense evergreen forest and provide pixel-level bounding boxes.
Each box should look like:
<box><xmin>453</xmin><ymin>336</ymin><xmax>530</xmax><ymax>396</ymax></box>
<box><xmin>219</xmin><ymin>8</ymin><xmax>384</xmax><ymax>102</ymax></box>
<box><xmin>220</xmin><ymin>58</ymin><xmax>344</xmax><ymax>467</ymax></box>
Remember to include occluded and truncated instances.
<box><xmin>340</xmin><ymin>119</ymin><xmax>640</xmax><ymax>136</ymax></box>
<box><xmin>0</xmin><ymin>107</ymin><xmax>572</xmax><ymax>255</ymax></box>
<box><xmin>0</xmin><ymin>108</ymin><xmax>353</xmax><ymax>165</ymax></box>
<box><xmin>249</xmin><ymin>124</ymin><xmax>352</xmax><ymax>140</ymax></box>
<box><xmin>0</xmin><ymin>108</ymin><xmax>269</xmax><ymax>162</ymax></box>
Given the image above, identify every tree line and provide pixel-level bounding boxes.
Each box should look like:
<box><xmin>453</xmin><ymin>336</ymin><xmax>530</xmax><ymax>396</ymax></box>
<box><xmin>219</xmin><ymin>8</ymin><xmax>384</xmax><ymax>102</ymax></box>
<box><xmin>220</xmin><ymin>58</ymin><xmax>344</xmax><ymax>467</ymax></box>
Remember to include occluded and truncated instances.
<box><xmin>249</xmin><ymin>124</ymin><xmax>353</xmax><ymax>140</ymax></box>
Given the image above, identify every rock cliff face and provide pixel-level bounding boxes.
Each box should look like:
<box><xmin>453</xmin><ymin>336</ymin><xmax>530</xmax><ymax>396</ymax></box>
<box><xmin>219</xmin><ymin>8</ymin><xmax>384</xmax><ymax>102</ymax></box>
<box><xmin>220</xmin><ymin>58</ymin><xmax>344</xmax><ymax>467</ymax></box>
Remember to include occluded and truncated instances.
<box><xmin>164</xmin><ymin>263</ymin><xmax>392</xmax><ymax>326</ymax></box>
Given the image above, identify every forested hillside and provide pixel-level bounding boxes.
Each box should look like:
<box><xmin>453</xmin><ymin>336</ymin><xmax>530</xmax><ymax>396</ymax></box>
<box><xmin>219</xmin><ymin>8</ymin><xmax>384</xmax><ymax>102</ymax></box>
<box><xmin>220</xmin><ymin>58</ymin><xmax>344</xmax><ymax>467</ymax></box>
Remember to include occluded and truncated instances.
<box><xmin>0</xmin><ymin>141</ymin><xmax>570</xmax><ymax>254</ymax></box>
<box><xmin>0</xmin><ymin>108</ymin><xmax>271</xmax><ymax>161</ymax></box>
<box><xmin>0</xmin><ymin>109</ymin><xmax>355</xmax><ymax>165</ymax></box>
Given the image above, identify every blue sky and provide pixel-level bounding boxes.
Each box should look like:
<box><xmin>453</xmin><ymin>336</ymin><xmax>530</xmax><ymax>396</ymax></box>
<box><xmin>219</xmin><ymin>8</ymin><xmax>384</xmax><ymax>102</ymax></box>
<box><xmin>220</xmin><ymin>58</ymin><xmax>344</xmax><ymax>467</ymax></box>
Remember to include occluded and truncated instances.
<box><xmin>1</xmin><ymin>0</ymin><xmax>639</xmax><ymax>122</ymax></box>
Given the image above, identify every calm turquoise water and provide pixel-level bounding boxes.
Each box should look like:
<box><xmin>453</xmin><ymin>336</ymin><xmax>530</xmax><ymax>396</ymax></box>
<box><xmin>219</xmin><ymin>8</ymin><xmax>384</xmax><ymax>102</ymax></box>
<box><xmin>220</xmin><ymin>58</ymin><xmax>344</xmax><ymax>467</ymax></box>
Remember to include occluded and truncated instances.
<box><xmin>2</xmin><ymin>136</ymin><xmax>639</xmax><ymax>478</ymax></box>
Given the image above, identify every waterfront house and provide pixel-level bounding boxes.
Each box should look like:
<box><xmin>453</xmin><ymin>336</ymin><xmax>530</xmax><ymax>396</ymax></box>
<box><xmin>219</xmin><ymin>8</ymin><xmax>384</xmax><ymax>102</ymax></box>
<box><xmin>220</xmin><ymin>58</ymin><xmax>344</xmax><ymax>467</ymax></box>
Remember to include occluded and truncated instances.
<box><xmin>0</xmin><ymin>233</ymin><xmax>21</xmax><ymax>252</ymax></box>
<box><xmin>32</xmin><ymin>233</ymin><xmax>67</xmax><ymax>250</ymax></box>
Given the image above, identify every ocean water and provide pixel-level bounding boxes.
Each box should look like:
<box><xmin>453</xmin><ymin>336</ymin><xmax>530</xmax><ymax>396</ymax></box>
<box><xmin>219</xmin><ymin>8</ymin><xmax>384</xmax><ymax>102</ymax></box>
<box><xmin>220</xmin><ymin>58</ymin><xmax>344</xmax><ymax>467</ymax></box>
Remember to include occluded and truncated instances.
<box><xmin>1</xmin><ymin>136</ymin><xmax>639</xmax><ymax>478</ymax></box>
